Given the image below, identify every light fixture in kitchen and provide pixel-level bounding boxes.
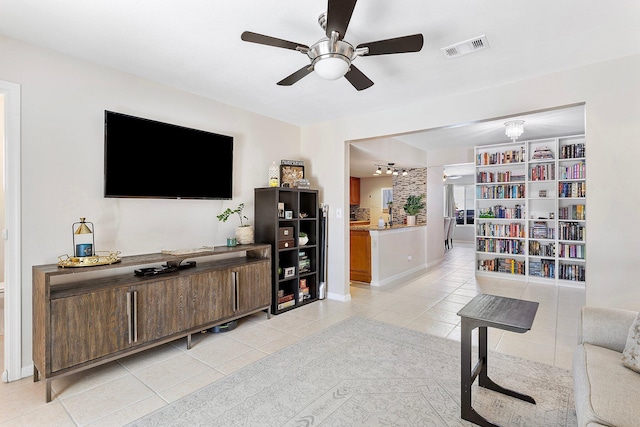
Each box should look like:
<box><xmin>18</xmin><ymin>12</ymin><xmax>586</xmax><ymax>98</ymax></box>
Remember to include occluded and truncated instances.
<box><xmin>373</xmin><ymin>163</ymin><xmax>411</xmax><ymax>177</ymax></box>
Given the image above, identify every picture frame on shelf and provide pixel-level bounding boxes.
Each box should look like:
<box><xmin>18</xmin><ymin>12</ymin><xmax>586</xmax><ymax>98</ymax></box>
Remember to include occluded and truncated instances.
<box><xmin>284</xmin><ymin>266</ymin><xmax>295</xmax><ymax>278</ymax></box>
<box><xmin>280</xmin><ymin>165</ymin><xmax>305</xmax><ymax>188</ymax></box>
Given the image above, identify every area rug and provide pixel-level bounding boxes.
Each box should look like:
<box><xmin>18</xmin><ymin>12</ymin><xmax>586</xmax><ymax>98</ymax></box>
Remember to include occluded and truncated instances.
<box><xmin>129</xmin><ymin>316</ymin><xmax>576</xmax><ymax>426</ymax></box>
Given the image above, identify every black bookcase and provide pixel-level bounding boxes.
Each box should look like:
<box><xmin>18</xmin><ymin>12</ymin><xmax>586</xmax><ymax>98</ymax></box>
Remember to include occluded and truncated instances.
<box><xmin>254</xmin><ymin>187</ymin><xmax>319</xmax><ymax>314</ymax></box>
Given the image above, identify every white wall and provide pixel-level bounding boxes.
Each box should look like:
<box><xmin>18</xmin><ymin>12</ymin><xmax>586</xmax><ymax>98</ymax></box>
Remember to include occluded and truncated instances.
<box><xmin>0</xmin><ymin>95</ymin><xmax>4</xmax><ymax>279</ymax></box>
<box><xmin>0</xmin><ymin>36</ymin><xmax>302</xmax><ymax>369</ymax></box>
<box><xmin>369</xmin><ymin>227</ymin><xmax>427</xmax><ymax>286</ymax></box>
<box><xmin>301</xmin><ymin>54</ymin><xmax>640</xmax><ymax>311</ymax></box>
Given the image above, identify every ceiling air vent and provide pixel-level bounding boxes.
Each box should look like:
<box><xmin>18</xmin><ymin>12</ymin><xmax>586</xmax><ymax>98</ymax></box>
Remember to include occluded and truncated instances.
<box><xmin>441</xmin><ymin>35</ymin><xmax>489</xmax><ymax>58</ymax></box>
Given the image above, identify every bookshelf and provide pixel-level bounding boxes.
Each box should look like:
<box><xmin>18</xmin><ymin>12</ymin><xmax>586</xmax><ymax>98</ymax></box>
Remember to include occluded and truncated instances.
<box><xmin>475</xmin><ymin>135</ymin><xmax>586</xmax><ymax>287</ymax></box>
<box><xmin>254</xmin><ymin>187</ymin><xmax>319</xmax><ymax>314</ymax></box>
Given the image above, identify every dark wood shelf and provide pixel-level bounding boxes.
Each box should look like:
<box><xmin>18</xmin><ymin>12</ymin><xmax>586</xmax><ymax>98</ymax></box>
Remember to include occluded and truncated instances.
<box><xmin>32</xmin><ymin>243</ymin><xmax>272</xmax><ymax>402</ymax></box>
<box><xmin>255</xmin><ymin>187</ymin><xmax>319</xmax><ymax>314</ymax></box>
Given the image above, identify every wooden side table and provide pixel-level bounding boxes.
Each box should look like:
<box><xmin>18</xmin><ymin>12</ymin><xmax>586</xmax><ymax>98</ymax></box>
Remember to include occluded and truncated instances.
<box><xmin>457</xmin><ymin>293</ymin><xmax>539</xmax><ymax>427</ymax></box>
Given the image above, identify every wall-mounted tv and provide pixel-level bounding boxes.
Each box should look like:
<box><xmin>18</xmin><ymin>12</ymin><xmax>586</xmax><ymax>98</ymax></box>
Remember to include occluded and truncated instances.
<box><xmin>104</xmin><ymin>111</ymin><xmax>233</xmax><ymax>199</ymax></box>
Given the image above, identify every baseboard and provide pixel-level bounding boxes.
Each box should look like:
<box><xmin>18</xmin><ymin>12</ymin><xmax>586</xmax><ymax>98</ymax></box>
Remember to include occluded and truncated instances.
<box><xmin>370</xmin><ymin>264</ymin><xmax>427</xmax><ymax>287</ymax></box>
<box><xmin>327</xmin><ymin>292</ymin><xmax>351</xmax><ymax>302</ymax></box>
<box><xmin>21</xmin><ymin>364</ymin><xmax>34</xmax><ymax>379</ymax></box>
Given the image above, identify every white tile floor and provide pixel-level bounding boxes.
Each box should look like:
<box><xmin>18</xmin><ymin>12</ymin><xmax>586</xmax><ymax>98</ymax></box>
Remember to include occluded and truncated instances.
<box><xmin>0</xmin><ymin>242</ymin><xmax>585</xmax><ymax>426</ymax></box>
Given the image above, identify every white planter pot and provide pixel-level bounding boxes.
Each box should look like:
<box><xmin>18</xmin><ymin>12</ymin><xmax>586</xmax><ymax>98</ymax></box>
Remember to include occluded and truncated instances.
<box><xmin>406</xmin><ymin>215</ymin><xmax>416</xmax><ymax>226</ymax></box>
<box><xmin>299</xmin><ymin>236</ymin><xmax>309</xmax><ymax>246</ymax></box>
<box><xmin>235</xmin><ymin>226</ymin><xmax>254</xmax><ymax>245</ymax></box>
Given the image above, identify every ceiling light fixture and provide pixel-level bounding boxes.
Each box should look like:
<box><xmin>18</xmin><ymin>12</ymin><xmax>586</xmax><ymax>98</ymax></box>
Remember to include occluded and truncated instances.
<box><xmin>373</xmin><ymin>163</ymin><xmax>411</xmax><ymax>177</ymax></box>
<box><xmin>313</xmin><ymin>55</ymin><xmax>351</xmax><ymax>80</ymax></box>
<box><xmin>308</xmin><ymin>30</ymin><xmax>367</xmax><ymax>81</ymax></box>
<box><xmin>505</xmin><ymin>120</ymin><xmax>525</xmax><ymax>142</ymax></box>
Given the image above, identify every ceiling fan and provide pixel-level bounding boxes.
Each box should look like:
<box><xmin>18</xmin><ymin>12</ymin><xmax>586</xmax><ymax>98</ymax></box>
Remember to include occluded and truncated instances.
<box><xmin>241</xmin><ymin>0</ymin><xmax>424</xmax><ymax>91</ymax></box>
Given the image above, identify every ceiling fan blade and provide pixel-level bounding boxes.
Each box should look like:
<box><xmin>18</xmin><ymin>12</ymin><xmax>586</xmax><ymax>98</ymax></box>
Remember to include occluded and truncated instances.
<box><xmin>241</xmin><ymin>31</ymin><xmax>309</xmax><ymax>51</ymax></box>
<box><xmin>344</xmin><ymin>65</ymin><xmax>373</xmax><ymax>91</ymax></box>
<box><xmin>326</xmin><ymin>0</ymin><xmax>358</xmax><ymax>40</ymax></box>
<box><xmin>357</xmin><ymin>34</ymin><xmax>424</xmax><ymax>56</ymax></box>
<box><xmin>277</xmin><ymin>66</ymin><xmax>314</xmax><ymax>86</ymax></box>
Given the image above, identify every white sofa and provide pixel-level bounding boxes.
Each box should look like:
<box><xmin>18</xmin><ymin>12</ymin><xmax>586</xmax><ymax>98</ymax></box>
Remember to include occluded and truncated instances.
<box><xmin>573</xmin><ymin>306</ymin><xmax>640</xmax><ymax>427</ymax></box>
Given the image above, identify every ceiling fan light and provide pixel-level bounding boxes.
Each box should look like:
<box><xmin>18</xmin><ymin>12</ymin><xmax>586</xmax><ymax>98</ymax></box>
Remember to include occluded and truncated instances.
<box><xmin>313</xmin><ymin>55</ymin><xmax>350</xmax><ymax>80</ymax></box>
<box><xmin>504</xmin><ymin>120</ymin><xmax>525</xmax><ymax>142</ymax></box>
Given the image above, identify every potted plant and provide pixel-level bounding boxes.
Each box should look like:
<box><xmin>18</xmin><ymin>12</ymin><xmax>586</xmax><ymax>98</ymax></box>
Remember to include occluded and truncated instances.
<box><xmin>217</xmin><ymin>203</ymin><xmax>254</xmax><ymax>244</ymax></box>
<box><xmin>299</xmin><ymin>231</ymin><xmax>309</xmax><ymax>246</ymax></box>
<box><xmin>403</xmin><ymin>194</ymin><xmax>425</xmax><ymax>226</ymax></box>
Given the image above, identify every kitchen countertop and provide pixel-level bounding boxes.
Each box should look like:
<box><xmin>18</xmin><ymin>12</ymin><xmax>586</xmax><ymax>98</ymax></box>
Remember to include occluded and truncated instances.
<box><xmin>350</xmin><ymin>224</ymin><xmax>425</xmax><ymax>231</ymax></box>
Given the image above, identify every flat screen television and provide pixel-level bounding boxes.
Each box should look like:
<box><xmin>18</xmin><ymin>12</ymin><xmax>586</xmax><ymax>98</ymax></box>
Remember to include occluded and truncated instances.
<box><xmin>104</xmin><ymin>111</ymin><xmax>233</xmax><ymax>199</ymax></box>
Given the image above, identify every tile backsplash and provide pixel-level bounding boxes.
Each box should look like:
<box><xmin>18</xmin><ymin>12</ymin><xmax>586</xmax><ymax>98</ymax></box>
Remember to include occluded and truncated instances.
<box><xmin>350</xmin><ymin>206</ymin><xmax>370</xmax><ymax>222</ymax></box>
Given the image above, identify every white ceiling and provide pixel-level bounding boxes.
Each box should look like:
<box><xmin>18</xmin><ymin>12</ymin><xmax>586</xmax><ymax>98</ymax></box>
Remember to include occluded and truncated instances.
<box><xmin>349</xmin><ymin>104</ymin><xmax>586</xmax><ymax>177</ymax></box>
<box><xmin>0</xmin><ymin>0</ymin><xmax>638</xmax><ymax>128</ymax></box>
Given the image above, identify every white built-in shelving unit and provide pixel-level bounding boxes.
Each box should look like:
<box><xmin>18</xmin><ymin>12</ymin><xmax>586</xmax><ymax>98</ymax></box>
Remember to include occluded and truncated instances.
<box><xmin>474</xmin><ymin>135</ymin><xmax>586</xmax><ymax>287</ymax></box>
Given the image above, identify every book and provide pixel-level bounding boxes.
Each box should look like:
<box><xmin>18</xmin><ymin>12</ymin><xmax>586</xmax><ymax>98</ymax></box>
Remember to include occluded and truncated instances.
<box><xmin>277</xmin><ymin>299</ymin><xmax>296</xmax><ymax>310</ymax></box>
<box><xmin>278</xmin><ymin>294</ymin><xmax>294</xmax><ymax>304</ymax></box>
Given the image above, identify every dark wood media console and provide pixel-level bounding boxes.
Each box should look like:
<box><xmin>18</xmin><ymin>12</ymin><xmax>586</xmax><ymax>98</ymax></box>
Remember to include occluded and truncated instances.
<box><xmin>32</xmin><ymin>244</ymin><xmax>272</xmax><ymax>402</ymax></box>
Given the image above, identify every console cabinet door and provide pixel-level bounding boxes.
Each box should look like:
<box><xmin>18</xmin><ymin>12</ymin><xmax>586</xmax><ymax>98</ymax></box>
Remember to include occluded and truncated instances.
<box><xmin>233</xmin><ymin>261</ymin><xmax>271</xmax><ymax>315</ymax></box>
<box><xmin>50</xmin><ymin>286</ymin><xmax>130</xmax><ymax>372</ymax></box>
<box><xmin>188</xmin><ymin>270</ymin><xmax>234</xmax><ymax>329</ymax></box>
<box><xmin>133</xmin><ymin>277</ymin><xmax>189</xmax><ymax>345</ymax></box>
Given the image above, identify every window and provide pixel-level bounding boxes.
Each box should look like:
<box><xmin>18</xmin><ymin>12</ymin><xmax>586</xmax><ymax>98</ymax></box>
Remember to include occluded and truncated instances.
<box><xmin>381</xmin><ymin>188</ymin><xmax>393</xmax><ymax>212</ymax></box>
<box><xmin>454</xmin><ymin>184</ymin><xmax>474</xmax><ymax>225</ymax></box>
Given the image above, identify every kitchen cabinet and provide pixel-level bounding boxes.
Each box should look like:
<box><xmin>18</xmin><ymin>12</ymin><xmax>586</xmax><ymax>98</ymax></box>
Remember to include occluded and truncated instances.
<box><xmin>350</xmin><ymin>229</ymin><xmax>371</xmax><ymax>282</ymax></box>
<box><xmin>350</xmin><ymin>177</ymin><xmax>361</xmax><ymax>205</ymax></box>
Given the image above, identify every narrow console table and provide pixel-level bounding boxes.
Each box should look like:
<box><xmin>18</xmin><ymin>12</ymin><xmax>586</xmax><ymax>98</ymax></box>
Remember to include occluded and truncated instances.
<box><xmin>457</xmin><ymin>294</ymin><xmax>539</xmax><ymax>427</ymax></box>
<box><xmin>32</xmin><ymin>244</ymin><xmax>272</xmax><ymax>402</ymax></box>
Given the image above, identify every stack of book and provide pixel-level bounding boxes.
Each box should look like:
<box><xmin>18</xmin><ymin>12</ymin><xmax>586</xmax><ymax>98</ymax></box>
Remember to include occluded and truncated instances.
<box><xmin>560</xmin><ymin>143</ymin><xmax>585</xmax><ymax>159</ymax></box>
<box><xmin>529</xmin><ymin>240</ymin><xmax>556</xmax><ymax>256</ymax></box>
<box><xmin>298</xmin><ymin>251</ymin><xmax>310</xmax><ymax>274</ymax></box>
<box><xmin>478</xmin><ymin>258</ymin><xmax>525</xmax><ymax>274</ymax></box>
<box><xmin>531</xmin><ymin>146</ymin><xmax>554</xmax><ymax>160</ymax></box>
<box><xmin>293</xmin><ymin>179</ymin><xmax>310</xmax><ymax>189</ymax></box>
<box><xmin>530</xmin><ymin>221</ymin><xmax>555</xmax><ymax>239</ymax></box>
<box><xmin>559</xmin><ymin>204</ymin><xmax>586</xmax><ymax>220</ymax></box>
<box><xmin>559</xmin><ymin>182</ymin><xmax>586</xmax><ymax>198</ymax></box>
<box><xmin>299</xmin><ymin>278</ymin><xmax>310</xmax><ymax>301</ymax></box>
<box><xmin>529</xmin><ymin>259</ymin><xmax>555</xmax><ymax>278</ymax></box>
<box><xmin>277</xmin><ymin>293</ymin><xmax>295</xmax><ymax>310</ymax></box>
<box><xmin>530</xmin><ymin>163</ymin><xmax>555</xmax><ymax>181</ymax></box>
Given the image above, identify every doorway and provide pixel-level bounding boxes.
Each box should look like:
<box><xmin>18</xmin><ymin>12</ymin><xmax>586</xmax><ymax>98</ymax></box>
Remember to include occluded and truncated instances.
<box><xmin>347</xmin><ymin>103</ymin><xmax>586</xmax><ymax>283</ymax></box>
<box><xmin>0</xmin><ymin>94</ymin><xmax>3</xmax><ymax>372</ymax></box>
<box><xmin>0</xmin><ymin>80</ymin><xmax>21</xmax><ymax>383</ymax></box>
